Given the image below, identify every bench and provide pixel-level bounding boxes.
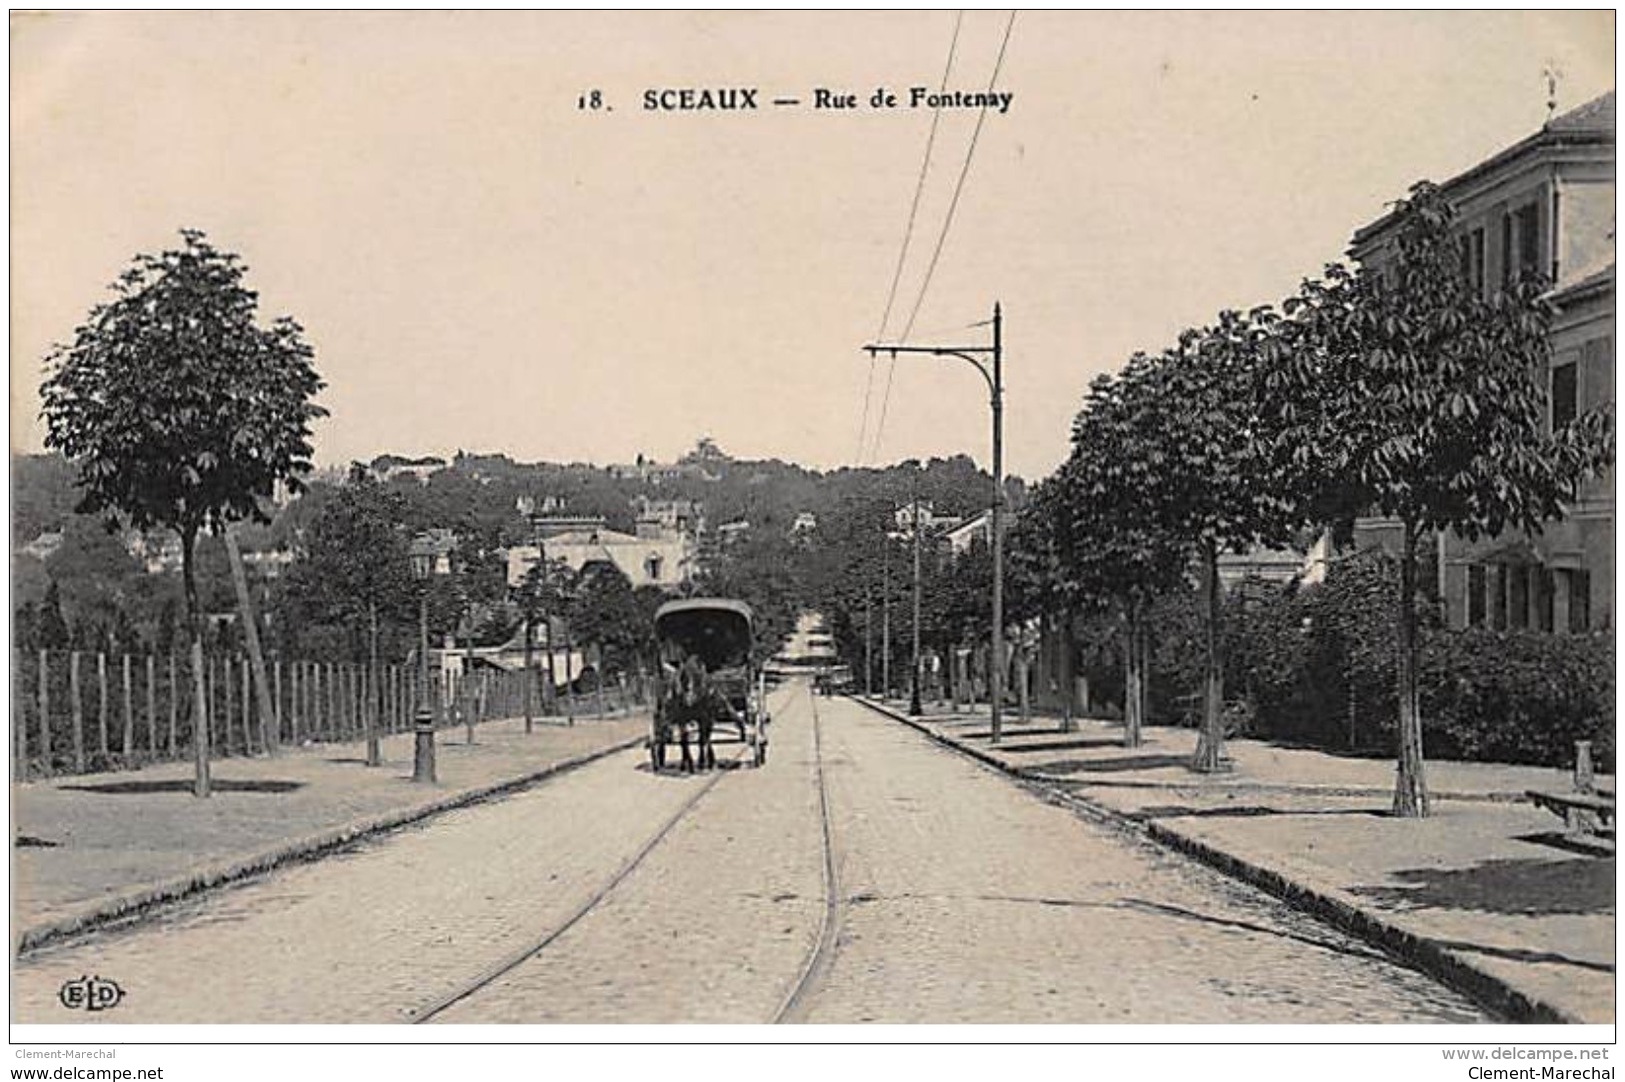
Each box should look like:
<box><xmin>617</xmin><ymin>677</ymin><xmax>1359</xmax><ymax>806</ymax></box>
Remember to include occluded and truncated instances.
<box><xmin>1525</xmin><ymin>740</ymin><xmax>1614</xmax><ymax>851</ymax></box>
<box><xmin>1526</xmin><ymin>788</ymin><xmax>1615</xmax><ymax>833</ymax></box>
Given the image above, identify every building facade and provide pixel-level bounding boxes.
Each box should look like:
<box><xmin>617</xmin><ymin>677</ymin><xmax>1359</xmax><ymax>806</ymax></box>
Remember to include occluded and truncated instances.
<box><xmin>507</xmin><ymin>525</ymin><xmax>693</xmax><ymax>590</ymax></box>
<box><xmin>1347</xmin><ymin>91</ymin><xmax>1615</xmax><ymax>632</ymax></box>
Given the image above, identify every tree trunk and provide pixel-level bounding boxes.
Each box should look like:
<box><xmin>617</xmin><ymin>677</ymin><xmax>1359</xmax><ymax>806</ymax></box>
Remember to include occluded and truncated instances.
<box><xmin>522</xmin><ymin>615</ymin><xmax>534</xmax><ymax>735</ymax></box>
<box><xmin>1191</xmin><ymin>537</ymin><xmax>1228</xmax><ymax>773</ymax></box>
<box><xmin>1123</xmin><ymin>601</ymin><xmax>1143</xmax><ymax>748</ymax></box>
<box><xmin>224</xmin><ymin>528</ymin><xmax>277</xmax><ymax>757</ymax></box>
<box><xmin>366</xmin><ymin>601</ymin><xmax>381</xmax><ymax>766</ymax></box>
<box><xmin>1393</xmin><ymin>520</ymin><xmax>1430</xmax><ymax>817</ymax></box>
<box><xmin>564</xmin><ymin>623</ymin><xmax>575</xmax><ymax>726</ymax></box>
<box><xmin>182</xmin><ymin>526</ymin><xmax>211</xmax><ymax>798</ymax></box>
<box><xmin>1016</xmin><ymin>647</ymin><xmax>1031</xmax><ymax>723</ymax></box>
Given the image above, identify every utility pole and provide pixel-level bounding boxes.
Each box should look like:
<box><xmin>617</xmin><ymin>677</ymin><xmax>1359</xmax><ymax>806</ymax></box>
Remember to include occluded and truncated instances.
<box><xmin>864</xmin><ymin>302</ymin><xmax>1005</xmax><ymax>741</ymax></box>
<box><xmin>881</xmin><ymin>541</ymin><xmax>891</xmax><ymax>698</ymax></box>
<box><xmin>864</xmin><ymin>584</ymin><xmax>873</xmax><ymax>697</ymax></box>
<box><xmin>910</xmin><ymin>468</ymin><xmax>922</xmax><ymax>716</ymax></box>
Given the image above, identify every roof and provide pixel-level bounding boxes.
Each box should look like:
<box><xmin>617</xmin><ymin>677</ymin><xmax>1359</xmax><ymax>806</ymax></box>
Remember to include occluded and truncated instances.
<box><xmin>1548</xmin><ymin>91</ymin><xmax>1615</xmax><ymax>134</ymax></box>
<box><xmin>1551</xmin><ymin>262</ymin><xmax>1615</xmax><ymax>307</ymax></box>
<box><xmin>1351</xmin><ymin>91</ymin><xmax>1615</xmax><ymax>247</ymax></box>
<box><xmin>655</xmin><ymin>597</ymin><xmax>755</xmax><ymax>624</ymax></box>
<box><xmin>544</xmin><ymin>528</ymin><xmax>640</xmax><ymax>546</ymax></box>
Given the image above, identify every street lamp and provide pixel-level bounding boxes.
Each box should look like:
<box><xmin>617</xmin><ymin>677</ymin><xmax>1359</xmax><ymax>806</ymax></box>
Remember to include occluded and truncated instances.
<box><xmin>411</xmin><ymin>551</ymin><xmax>437</xmax><ymax>784</ymax></box>
<box><xmin>864</xmin><ymin>302</ymin><xmax>1005</xmax><ymax>742</ymax></box>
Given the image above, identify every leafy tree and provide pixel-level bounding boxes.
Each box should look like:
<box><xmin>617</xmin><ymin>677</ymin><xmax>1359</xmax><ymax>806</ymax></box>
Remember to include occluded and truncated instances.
<box><xmin>1286</xmin><ymin>181</ymin><xmax>1614</xmax><ymax>816</ymax></box>
<box><xmin>1047</xmin><ymin>360</ymin><xmax>1190</xmax><ymax>746</ymax></box>
<box><xmin>40</xmin><ymin>229</ymin><xmax>324</xmax><ymax>795</ymax></box>
<box><xmin>1152</xmin><ymin>308</ymin><xmax>1306</xmax><ymax>771</ymax></box>
<box><xmin>276</xmin><ymin>465</ymin><xmax>414</xmax><ymax>763</ymax></box>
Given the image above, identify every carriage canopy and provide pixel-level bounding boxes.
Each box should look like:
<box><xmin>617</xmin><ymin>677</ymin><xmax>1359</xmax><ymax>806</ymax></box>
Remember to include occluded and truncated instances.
<box><xmin>653</xmin><ymin>598</ymin><xmax>755</xmax><ymax>670</ymax></box>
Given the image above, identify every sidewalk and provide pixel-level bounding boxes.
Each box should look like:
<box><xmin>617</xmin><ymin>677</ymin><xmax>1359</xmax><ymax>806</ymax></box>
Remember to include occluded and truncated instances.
<box><xmin>12</xmin><ymin>710</ymin><xmax>649</xmax><ymax>952</ymax></box>
<box><xmin>854</xmin><ymin>695</ymin><xmax>1615</xmax><ymax>1026</ymax></box>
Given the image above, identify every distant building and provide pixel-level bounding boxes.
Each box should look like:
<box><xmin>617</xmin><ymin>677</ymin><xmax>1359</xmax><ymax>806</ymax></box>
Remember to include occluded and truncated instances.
<box><xmin>124</xmin><ymin>531</ymin><xmax>183</xmax><ymax>574</ymax></box>
<box><xmin>528</xmin><ymin>515</ymin><xmax>608</xmax><ymax>539</ymax></box>
<box><xmin>370</xmin><ymin>455</ymin><xmax>446</xmax><ymax>484</ymax></box>
<box><xmin>409</xmin><ymin>528</ymin><xmax>458</xmax><ymax>577</ymax></box>
<box><xmin>890</xmin><ymin>501</ymin><xmax>964</xmax><ymax>539</ymax></box>
<box><xmin>507</xmin><ymin>523</ymin><xmax>693</xmax><ymax>590</ymax></box>
<box><xmin>791</xmin><ymin>512</ymin><xmax>818</xmax><ymax>537</ymax></box>
<box><xmin>942</xmin><ymin>510</ymin><xmax>992</xmax><ymax>556</ymax></box>
<box><xmin>1348</xmin><ymin>90</ymin><xmax>1614</xmax><ymax>631</ymax></box>
<box><xmin>633</xmin><ymin>496</ymin><xmax>703</xmax><ymax>536</ymax></box>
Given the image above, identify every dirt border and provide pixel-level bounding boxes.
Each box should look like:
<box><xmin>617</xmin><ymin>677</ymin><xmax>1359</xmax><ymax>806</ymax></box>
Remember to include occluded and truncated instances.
<box><xmin>15</xmin><ymin>734</ymin><xmax>645</xmax><ymax>957</ymax></box>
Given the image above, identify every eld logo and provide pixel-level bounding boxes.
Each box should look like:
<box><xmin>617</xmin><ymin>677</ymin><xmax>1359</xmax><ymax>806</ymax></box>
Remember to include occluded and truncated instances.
<box><xmin>58</xmin><ymin>975</ymin><xmax>124</xmax><ymax>1012</ymax></box>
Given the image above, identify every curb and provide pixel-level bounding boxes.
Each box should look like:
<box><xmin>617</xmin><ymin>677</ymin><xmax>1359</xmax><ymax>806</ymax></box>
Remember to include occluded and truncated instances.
<box><xmin>1022</xmin><ymin>772</ymin><xmax>1532</xmax><ymax>804</ymax></box>
<box><xmin>16</xmin><ymin>733</ymin><xmax>646</xmax><ymax>957</ymax></box>
<box><xmin>846</xmin><ymin>695</ymin><xmax>1580</xmax><ymax>1025</ymax></box>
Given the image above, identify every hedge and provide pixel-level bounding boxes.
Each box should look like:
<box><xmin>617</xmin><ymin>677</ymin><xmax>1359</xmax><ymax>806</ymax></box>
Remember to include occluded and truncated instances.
<box><xmin>1092</xmin><ymin>550</ymin><xmax>1613</xmax><ymax>772</ymax></box>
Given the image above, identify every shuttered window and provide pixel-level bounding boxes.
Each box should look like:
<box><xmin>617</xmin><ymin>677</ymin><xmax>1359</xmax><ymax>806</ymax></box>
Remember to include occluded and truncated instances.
<box><xmin>1552</xmin><ymin>361</ymin><xmax>1579</xmax><ymax>430</ymax></box>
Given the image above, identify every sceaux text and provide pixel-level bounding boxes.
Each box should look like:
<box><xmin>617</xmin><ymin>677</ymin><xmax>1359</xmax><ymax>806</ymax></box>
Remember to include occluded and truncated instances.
<box><xmin>641</xmin><ymin>86</ymin><xmax>1013</xmax><ymax>114</ymax></box>
<box><xmin>643</xmin><ymin>87</ymin><xmax>760</xmax><ymax>111</ymax></box>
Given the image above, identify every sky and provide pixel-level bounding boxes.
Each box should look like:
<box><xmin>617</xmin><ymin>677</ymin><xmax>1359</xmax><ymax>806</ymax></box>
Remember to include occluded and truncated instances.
<box><xmin>9</xmin><ymin>10</ymin><xmax>1615</xmax><ymax>483</ymax></box>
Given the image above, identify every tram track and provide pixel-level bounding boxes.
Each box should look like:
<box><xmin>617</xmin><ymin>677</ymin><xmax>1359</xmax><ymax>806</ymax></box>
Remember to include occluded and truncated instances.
<box><xmin>772</xmin><ymin>685</ymin><xmax>842</xmax><ymax>1024</ymax></box>
<box><xmin>411</xmin><ymin>680</ymin><xmax>844</xmax><ymax>1025</ymax></box>
<box><xmin>409</xmin><ymin>740</ymin><xmax>748</xmax><ymax>1024</ymax></box>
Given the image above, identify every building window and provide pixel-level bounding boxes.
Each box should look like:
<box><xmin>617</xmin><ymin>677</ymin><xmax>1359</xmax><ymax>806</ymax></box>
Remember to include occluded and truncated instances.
<box><xmin>1552</xmin><ymin>361</ymin><xmax>1578</xmax><ymax>430</ymax></box>
<box><xmin>646</xmin><ymin>554</ymin><xmax>663</xmax><ymax>582</ymax></box>
<box><xmin>1508</xmin><ymin>566</ymin><xmax>1529</xmax><ymax>629</ymax></box>
<box><xmin>1567</xmin><ymin>569</ymin><xmax>1591</xmax><ymax>633</ymax></box>
<box><xmin>1466</xmin><ymin>564</ymin><xmax>1486</xmax><ymax>627</ymax></box>
<box><xmin>1458</xmin><ymin>227</ymin><xmax>1486</xmax><ymax>297</ymax></box>
<box><xmin>1535</xmin><ymin>567</ymin><xmax>1555</xmax><ymax>633</ymax></box>
<box><xmin>1500</xmin><ymin>201</ymin><xmax>1543</xmax><ymax>287</ymax></box>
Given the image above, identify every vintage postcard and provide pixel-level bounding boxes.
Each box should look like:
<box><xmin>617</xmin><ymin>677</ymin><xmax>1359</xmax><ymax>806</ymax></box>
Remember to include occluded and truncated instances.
<box><xmin>8</xmin><ymin>9</ymin><xmax>1616</xmax><ymax>1076</ymax></box>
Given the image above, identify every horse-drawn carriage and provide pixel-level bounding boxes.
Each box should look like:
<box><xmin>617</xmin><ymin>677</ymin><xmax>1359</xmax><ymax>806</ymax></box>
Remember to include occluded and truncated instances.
<box><xmin>649</xmin><ymin>598</ymin><xmax>769</xmax><ymax>771</ymax></box>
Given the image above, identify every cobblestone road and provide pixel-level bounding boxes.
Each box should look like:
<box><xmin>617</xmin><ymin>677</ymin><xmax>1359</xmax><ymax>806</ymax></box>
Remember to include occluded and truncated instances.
<box><xmin>14</xmin><ymin>682</ymin><xmax>1488</xmax><ymax>1024</ymax></box>
<box><xmin>795</xmin><ymin>694</ymin><xmax>1485</xmax><ymax>1023</ymax></box>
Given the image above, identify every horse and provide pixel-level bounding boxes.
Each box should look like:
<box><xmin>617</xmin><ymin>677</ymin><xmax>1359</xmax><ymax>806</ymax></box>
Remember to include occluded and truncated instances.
<box><xmin>656</xmin><ymin>654</ymin><xmax>718</xmax><ymax>773</ymax></box>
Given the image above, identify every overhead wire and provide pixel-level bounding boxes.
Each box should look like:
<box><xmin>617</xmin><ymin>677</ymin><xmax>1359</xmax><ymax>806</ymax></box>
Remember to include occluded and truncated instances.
<box><xmin>856</xmin><ymin>10</ymin><xmax>964</xmax><ymax>467</ymax></box>
<box><xmin>867</xmin><ymin>9</ymin><xmax>1017</xmax><ymax>466</ymax></box>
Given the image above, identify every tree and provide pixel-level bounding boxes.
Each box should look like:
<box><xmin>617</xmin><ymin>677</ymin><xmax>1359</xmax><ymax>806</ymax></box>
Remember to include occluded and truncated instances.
<box><xmin>1287</xmin><ymin>181</ymin><xmax>1613</xmax><ymax>816</ymax></box>
<box><xmin>1153</xmin><ymin>308</ymin><xmax>1306</xmax><ymax>772</ymax></box>
<box><xmin>1048</xmin><ymin>360</ymin><xmax>1191</xmax><ymax>746</ymax></box>
<box><xmin>513</xmin><ymin>555</ymin><xmax>579</xmax><ymax>712</ymax></box>
<box><xmin>279</xmin><ymin>465</ymin><xmax>412</xmax><ymax>764</ymax></box>
<box><xmin>40</xmin><ymin>230</ymin><xmax>324</xmax><ymax>796</ymax></box>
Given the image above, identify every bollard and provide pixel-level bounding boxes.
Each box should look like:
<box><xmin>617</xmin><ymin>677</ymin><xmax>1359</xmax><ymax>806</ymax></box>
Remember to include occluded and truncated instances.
<box><xmin>1575</xmin><ymin>740</ymin><xmax>1596</xmax><ymax>793</ymax></box>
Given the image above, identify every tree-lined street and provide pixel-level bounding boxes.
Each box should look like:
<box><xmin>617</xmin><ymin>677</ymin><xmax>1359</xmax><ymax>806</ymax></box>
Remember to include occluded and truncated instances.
<box><xmin>14</xmin><ymin>681</ymin><xmax>1489</xmax><ymax>1024</ymax></box>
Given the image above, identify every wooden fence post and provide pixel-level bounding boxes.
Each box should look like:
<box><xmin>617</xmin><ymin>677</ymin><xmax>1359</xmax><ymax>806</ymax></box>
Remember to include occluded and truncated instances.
<box><xmin>168</xmin><ymin>654</ymin><xmax>179</xmax><ymax>758</ymax></box>
<box><xmin>223</xmin><ymin>655</ymin><xmax>235</xmax><ymax>755</ymax></box>
<box><xmin>291</xmin><ymin>661</ymin><xmax>302</xmax><ymax>745</ymax></box>
<box><xmin>241</xmin><ymin>656</ymin><xmax>253</xmax><ymax>755</ymax></box>
<box><xmin>15</xmin><ymin>650</ymin><xmax>27</xmax><ymax>781</ymax></box>
<box><xmin>273</xmin><ymin>658</ymin><xmax>283</xmax><ymax>748</ymax></box>
<box><xmin>37</xmin><ymin>649</ymin><xmax>50</xmax><ymax>777</ymax></box>
<box><xmin>97</xmin><ymin>652</ymin><xmax>110</xmax><ymax>759</ymax></box>
<box><xmin>146</xmin><ymin>655</ymin><xmax>158</xmax><ymax>759</ymax></box>
<box><xmin>122</xmin><ymin>654</ymin><xmax>134</xmax><ymax>761</ymax></box>
<box><xmin>327</xmin><ymin>662</ymin><xmax>337</xmax><ymax>740</ymax></box>
<box><xmin>70</xmin><ymin>651</ymin><xmax>85</xmax><ymax>773</ymax></box>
